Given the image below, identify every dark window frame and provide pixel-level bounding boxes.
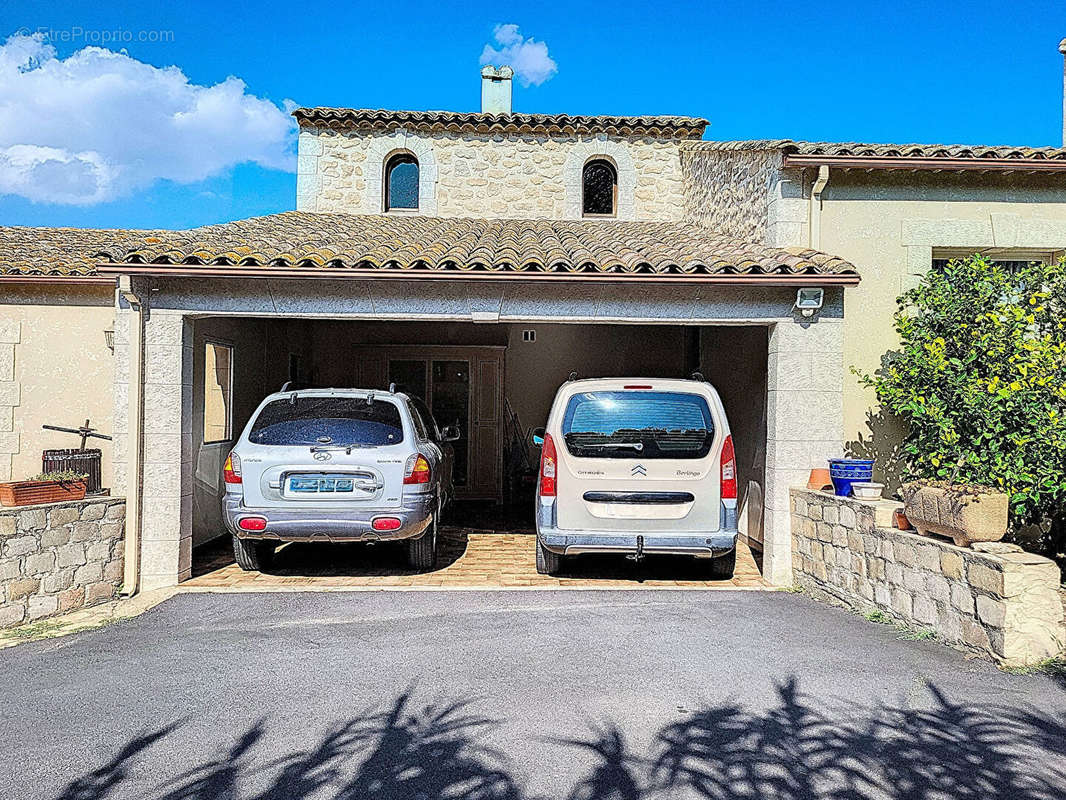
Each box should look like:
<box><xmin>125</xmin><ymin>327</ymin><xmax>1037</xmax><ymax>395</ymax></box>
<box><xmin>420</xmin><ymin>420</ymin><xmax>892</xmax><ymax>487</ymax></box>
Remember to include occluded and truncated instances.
<box><xmin>385</xmin><ymin>152</ymin><xmax>420</xmax><ymax>212</ymax></box>
<box><xmin>582</xmin><ymin>158</ymin><xmax>618</xmax><ymax>217</ymax></box>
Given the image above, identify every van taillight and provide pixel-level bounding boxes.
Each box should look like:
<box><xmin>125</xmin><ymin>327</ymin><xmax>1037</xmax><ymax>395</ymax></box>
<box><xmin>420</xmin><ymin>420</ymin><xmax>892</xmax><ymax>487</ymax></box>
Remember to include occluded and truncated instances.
<box><xmin>538</xmin><ymin>433</ymin><xmax>558</xmax><ymax>497</ymax></box>
<box><xmin>720</xmin><ymin>434</ymin><xmax>737</xmax><ymax>500</ymax></box>
<box><xmin>403</xmin><ymin>454</ymin><xmax>431</xmax><ymax>485</ymax></box>
<box><xmin>223</xmin><ymin>452</ymin><xmax>242</xmax><ymax>484</ymax></box>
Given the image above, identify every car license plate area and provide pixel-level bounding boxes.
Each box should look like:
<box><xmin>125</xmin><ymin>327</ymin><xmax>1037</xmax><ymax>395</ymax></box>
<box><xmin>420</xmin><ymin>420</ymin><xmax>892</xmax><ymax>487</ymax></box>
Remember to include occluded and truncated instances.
<box><xmin>286</xmin><ymin>473</ymin><xmax>364</xmax><ymax>496</ymax></box>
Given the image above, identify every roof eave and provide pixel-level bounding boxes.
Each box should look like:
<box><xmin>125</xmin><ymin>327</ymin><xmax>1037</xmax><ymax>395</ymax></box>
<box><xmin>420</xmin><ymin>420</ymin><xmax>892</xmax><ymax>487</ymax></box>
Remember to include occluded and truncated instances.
<box><xmin>96</xmin><ymin>262</ymin><xmax>861</xmax><ymax>286</ymax></box>
<box><xmin>782</xmin><ymin>154</ymin><xmax>1066</xmax><ymax>172</ymax></box>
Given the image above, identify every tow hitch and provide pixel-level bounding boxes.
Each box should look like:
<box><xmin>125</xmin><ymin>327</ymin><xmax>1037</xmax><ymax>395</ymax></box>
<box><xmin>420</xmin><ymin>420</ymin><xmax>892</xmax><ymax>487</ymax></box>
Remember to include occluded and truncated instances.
<box><xmin>627</xmin><ymin>535</ymin><xmax>645</xmax><ymax>563</ymax></box>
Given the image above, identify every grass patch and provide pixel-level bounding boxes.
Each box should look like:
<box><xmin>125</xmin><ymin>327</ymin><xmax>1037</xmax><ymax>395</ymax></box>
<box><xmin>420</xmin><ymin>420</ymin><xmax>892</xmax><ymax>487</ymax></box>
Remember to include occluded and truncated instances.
<box><xmin>864</xmin><ymin>610</ymin><xmax>893</xmax><ymax>624</ymax></box>
<box><xmin>897</xmin><ymin>625</ymin><xmax>937</xmax><ymax>641</ymax></box>
<box><xmin>5</xmin><ymin>620</ymin><xmax>68</xmax><ymax>640</ymax></box>
<box><xmin>780</xmin><ymin>585</ymin><xmax>806</xmax><ymax>594</ymax></box>
<box><xmin>1000</xmin><ymin>657</ymin><xmax>1066</xmax><ymax>677</ymax></box>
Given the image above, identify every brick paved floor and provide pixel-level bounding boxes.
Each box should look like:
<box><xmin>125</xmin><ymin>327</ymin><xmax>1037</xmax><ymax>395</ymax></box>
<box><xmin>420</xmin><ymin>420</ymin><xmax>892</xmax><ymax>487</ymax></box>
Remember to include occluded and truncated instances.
<box><xmin>184</xmin><ymin>528</ymin><xmax>769</xmax><ymax>590</ymax></box>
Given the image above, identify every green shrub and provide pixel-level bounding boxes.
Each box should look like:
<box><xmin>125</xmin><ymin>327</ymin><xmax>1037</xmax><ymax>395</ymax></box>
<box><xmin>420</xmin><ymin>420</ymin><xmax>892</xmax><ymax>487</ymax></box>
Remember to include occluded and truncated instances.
<box><xmin>857</xmin><ymin>255</ymin><xmax>1066</xmax><ymax>562</ymax></box>
<box><xmin>27</xmin><ymin>470</ymin><xmax>88</xmax><ymax>483</ymax></box>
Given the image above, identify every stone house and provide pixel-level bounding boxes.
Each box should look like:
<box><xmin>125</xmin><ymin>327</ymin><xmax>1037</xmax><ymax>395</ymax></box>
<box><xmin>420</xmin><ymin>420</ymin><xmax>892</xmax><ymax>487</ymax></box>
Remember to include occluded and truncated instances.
<box><xmin>1</xmin><ymin>62</ymin><xmax>1066</xmax><ymax>599</ymax></box>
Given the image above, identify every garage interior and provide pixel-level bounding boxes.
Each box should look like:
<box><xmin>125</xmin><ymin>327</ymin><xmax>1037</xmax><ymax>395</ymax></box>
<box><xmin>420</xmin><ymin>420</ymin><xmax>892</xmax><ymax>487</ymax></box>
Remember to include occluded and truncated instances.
<box><xmin>188</xmin><ymin>316</ymin><xmax>769</xmax><ymax>579</ymax></box>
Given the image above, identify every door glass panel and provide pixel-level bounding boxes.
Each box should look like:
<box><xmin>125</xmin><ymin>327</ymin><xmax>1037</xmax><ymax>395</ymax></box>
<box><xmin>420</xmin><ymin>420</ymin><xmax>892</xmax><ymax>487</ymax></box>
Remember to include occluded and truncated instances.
<box><xmin>389</xmin><ymin>360</ymin><xmax>427</xmax><ymax>403</ymax></box>
<box><xmin>432</xmin><ymin>360</ymin><xmax>469</xmax><ymax>486</ymax></box>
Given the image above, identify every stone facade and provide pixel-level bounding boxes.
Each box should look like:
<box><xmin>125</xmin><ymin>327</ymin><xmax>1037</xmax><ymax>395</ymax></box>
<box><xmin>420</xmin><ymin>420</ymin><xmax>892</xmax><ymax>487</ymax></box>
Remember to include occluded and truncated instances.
<box><xmin>791</xmin><ymin>488</ymin><xmax>1065</xmax><ymax>665</ymax></box>
<box><xmin>680</xmin><ymin>143</ymin><xmax>782</xmax><ymax>241</ymax></box>
<box><xmin>0</xmin><ymin>497</ymin><xmax>125</xmax><ymax>628</ymax></box>
<box><xmin>296</xmin><ymin>127</ymin><xmax>687</xmax><ymax>221</ymax></box>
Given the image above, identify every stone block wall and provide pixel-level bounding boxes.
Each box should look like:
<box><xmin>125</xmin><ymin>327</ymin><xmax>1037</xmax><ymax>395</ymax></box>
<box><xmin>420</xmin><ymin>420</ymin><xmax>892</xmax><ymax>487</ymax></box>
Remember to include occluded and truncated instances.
<box><xmin>680</xmin><ymin>143</ymin><xmax>782</xmax><ymax>240</ymax></box>
<box><xmin>297</xmin><ymin>127</ymin><xmax>688</xmax><ymax>221</ymax></box>
<box><xmin>791</xmin><ymin>488</ymin><xmax>1065</xmax><ymax>665</ymax></box>
<box><xmin>0</xmin><ymin>497</ymin><xmax>125</xmax><ymax>628</ymax></box>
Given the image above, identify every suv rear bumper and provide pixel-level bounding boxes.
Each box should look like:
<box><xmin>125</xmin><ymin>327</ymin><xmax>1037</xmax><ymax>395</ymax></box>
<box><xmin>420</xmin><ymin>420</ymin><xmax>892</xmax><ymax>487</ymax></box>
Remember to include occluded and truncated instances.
<box><xmin>223</xmin><ymin>493</ymin><xmax>435</xmax><ymax>543</ymax></box>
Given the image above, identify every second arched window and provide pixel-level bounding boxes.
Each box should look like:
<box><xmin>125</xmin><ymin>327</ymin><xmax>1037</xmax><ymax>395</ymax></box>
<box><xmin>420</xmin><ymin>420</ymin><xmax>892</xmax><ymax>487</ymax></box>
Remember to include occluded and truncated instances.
<box><xmin>385</xmin><ymin>153</ymin><xmax>419</xmax><ymax>211</ymax></box>
<box><xmin>582</xmin><ymin>159</ymin><xmax>617</xmax><ymax>217</ymax></box>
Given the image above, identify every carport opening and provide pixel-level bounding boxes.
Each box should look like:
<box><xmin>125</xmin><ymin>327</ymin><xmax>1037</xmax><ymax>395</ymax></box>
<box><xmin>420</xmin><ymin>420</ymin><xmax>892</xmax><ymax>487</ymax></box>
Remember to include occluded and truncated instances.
<box><xmin>188</xmin><ymin>318</ymin><xmax>767</xmax><ymax>577</ymax></box>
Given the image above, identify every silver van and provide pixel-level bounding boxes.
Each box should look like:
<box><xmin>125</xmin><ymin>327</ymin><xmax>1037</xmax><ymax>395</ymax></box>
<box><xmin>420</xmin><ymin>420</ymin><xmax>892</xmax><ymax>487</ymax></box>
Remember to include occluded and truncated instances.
<box><xmin>222</xmin><ymin>387</ymin><xmax>458</xmax><ymax>572</ymax></box>
<box><xmin>532</xmin><ymin>377</ymin><xmax>738</xmax><ymax>578</ymax></box>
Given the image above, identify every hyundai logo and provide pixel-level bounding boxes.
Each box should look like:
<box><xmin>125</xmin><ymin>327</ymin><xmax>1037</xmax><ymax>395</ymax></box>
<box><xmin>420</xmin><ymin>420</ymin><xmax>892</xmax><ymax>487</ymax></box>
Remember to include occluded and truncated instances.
<box><xmin>631</xmin><ymin>464</ymin><xmax>647</xmax><ymax>476</ymax></box>
<box><xmin>313</xmin><ymin>451</ymin><xmax>332</xmax><ymax>461</ymax></box>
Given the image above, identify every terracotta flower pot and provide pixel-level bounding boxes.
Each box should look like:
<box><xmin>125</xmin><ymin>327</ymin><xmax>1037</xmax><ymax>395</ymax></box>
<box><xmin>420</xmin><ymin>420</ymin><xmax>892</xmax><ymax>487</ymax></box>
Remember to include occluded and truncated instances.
<box><xmin>899</xmin><ymin>482</ymin><xmax>1008</xmax><ymax>547</ymax></box>
<box><xmin>807</xmin><ymin>468</ymin><xmax>833</xmax><ymax>491</ymax></box>
<box><xmin>0</xmin><ymin>479</ymin><xmax>87</xmax><ymax>507</ymax></box>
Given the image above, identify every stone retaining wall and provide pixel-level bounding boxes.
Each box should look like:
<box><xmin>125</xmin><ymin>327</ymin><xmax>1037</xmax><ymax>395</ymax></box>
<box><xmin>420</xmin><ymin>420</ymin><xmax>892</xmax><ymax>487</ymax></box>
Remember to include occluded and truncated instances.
<box><xmin>0</xmin><ymin>497</ymin><xmax>125</xmax><ymax>628</ymax></box>
<box><xmin>791</xmin><ymin>488</ymin><xmax>1065</xmax><ymax>665</ymax></box>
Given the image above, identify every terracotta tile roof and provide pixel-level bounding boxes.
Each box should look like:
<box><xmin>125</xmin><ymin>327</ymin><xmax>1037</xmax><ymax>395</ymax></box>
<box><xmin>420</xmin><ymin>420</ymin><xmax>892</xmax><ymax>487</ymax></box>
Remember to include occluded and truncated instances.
<box><xmin>293</xmin><ymin>108</ymin><xmax>708</xmax><ymax>139</ymax></box>
<box><xmin>688</xmin><ymin>139</ymin><xmax>1066</xmax><ymax>162</ymax></box>
<box><xmin>0</xmin><ymin>225</ymin><xmax>153</xmax><ymax>277</ymax></box>
<box><xmin>92</xmin><ymin>213</ymin><xmax>856</xmax><ymax>278</ymax></box>
<box><xmin>1</xmin><ymin>214</ymin><xmax>857</xmax><ymax>281</ymax></box>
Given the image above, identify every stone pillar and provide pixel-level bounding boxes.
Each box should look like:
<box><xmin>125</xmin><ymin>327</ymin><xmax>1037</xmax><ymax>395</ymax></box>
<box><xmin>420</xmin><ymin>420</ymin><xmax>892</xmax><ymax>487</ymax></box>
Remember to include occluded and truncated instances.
<box><xmin>0</xmin><ymin>319</ymin><xmax>20</xmax><ymax>481</ymax></box>
<box><xmin>763</xmin><ymin>318</ymin><xmax>845</xmax><ymax>585</ymax></box>
<box><xmin>139</xmin><ymin>311</ymin><xmax>193</xmax><ymax>589</ymax></box>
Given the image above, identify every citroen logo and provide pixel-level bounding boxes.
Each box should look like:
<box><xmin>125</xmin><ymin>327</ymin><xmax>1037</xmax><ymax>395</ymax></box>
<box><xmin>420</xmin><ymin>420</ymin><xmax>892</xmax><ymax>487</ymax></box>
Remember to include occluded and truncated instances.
<box><xmin>313</xmin><ymin>451</ymin><xmax>332</xmax><ymax>461</ymax></box>
<box><xmin>631</xmin><ymin>464</ymin><xmax>647</xmax><ymax>477</ymax></box>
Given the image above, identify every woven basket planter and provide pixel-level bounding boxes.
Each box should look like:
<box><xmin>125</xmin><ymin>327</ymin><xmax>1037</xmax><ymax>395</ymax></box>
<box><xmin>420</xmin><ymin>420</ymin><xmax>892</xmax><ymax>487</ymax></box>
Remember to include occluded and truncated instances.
<box><xmin>0</xmin><ymin>479</ymin><xmax>87</xmax><ymax>507</ymax></box>
<box><xmin>900</xmin><ymin>482</ymin><xmax>1008</xmax><ymax>548</ymax></box>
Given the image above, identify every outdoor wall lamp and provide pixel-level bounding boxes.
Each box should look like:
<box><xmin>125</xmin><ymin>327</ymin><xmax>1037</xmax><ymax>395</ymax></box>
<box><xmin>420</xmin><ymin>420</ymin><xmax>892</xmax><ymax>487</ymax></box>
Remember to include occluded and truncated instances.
<box><xmin>795</xmin><ymin>288</ymin><xmax>824</xmax><ymax>318</ymax></box>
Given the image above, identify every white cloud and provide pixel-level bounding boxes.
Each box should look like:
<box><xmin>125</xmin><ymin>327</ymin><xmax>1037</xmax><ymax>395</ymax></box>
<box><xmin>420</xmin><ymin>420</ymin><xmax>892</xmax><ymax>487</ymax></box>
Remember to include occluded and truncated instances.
<box><xmin>479</xmin><ymin>24</ymin><xmax>557</xmax><ymax>88</ymax></box>
<box><xmin>0</xmin><ymin>34</ymin><xmax>295</xmax><ymax>205</ymax></box>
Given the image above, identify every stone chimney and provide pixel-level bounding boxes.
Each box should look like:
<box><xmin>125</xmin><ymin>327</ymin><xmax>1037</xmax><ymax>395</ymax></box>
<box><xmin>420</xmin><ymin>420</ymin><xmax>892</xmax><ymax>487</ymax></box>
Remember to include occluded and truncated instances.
<box><xmin>481</xmin><ymin>65</ymin><xmax>514</xmax><ymax>115</ymax></box>
<box><xmin>1060</xmin><ymin>39</ymin><xmax>1066</xmax><ymax>146</ymax></box>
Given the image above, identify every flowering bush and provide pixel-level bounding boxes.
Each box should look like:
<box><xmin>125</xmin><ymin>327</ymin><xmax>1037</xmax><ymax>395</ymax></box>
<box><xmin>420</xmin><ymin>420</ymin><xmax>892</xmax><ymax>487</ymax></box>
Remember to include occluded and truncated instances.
<box><xmin>858</xmin><ymin>255</ymin><xmax>1066</xmax><ymax>559</ymax></box>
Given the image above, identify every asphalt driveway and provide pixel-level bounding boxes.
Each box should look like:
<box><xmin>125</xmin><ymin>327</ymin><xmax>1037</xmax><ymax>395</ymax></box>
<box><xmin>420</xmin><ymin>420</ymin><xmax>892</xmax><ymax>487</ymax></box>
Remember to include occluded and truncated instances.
<box><xmin>2</xmin><ymin>590</ymin><xmax>1065</xmax><ymax>799</ymax></box>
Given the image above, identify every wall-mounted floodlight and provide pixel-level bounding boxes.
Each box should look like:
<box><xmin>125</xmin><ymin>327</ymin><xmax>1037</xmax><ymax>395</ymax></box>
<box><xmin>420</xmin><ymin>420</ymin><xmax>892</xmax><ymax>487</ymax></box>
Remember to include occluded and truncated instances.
<box><xmin>795</xmin><ymin>288</ymin><xmax>824</xmax><ymax>318</ymax></box>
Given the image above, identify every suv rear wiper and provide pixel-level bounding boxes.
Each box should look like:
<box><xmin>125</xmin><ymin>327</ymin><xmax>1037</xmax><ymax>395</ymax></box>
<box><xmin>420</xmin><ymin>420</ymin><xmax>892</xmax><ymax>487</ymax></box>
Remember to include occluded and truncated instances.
<box><xmin>309</xmin><ymin>444</ymin><xmax>370</xmax><ymax>455</ymax></box>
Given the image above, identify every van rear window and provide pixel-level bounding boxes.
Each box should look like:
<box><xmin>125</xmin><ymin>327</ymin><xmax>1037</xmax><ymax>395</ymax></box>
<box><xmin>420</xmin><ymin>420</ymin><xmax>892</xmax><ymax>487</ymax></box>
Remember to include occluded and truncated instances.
<box><xmin>561</xmin><ymin>391</ymin><xmax>714</xmax><ymax>459</ymax></box>
<box><xmin>249</xmin><ymin>397</ymin><xmax>404</xmax><ymax>446</ymax></box>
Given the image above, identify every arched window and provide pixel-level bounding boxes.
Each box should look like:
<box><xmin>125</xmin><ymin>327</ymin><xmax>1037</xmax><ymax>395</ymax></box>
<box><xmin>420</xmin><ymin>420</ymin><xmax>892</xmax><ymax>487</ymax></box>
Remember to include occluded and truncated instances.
<box><xmin>385</xmin><ymin>153</ymin><xmax>419</xmax><ymax>211</ymax></box>
<box><xmin>582</xmin><ymin>159</ymin><xmax>617</xmax><ymax>217</ymax></box>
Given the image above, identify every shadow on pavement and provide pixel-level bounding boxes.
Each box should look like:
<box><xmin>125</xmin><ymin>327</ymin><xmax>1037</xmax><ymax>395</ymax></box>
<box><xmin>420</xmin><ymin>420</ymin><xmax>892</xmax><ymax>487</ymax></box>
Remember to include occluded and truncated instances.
<box><xmin>52</xmin><ymin>679</ymin><xmax>1066</xmax><ymax>800</ymax></box>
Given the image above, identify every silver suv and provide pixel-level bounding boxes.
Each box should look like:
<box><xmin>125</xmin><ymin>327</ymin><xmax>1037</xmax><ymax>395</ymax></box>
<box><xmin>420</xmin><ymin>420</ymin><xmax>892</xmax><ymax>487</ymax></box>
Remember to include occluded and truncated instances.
<box><xmin>222</xmin><ymin>387</ymin><xmax>458</xmax><ymax>572</ymax></box>
<box><xmin>532</xmin><ymin>377</ymin><xmax>739</xmax><ymax>578</ymax></box>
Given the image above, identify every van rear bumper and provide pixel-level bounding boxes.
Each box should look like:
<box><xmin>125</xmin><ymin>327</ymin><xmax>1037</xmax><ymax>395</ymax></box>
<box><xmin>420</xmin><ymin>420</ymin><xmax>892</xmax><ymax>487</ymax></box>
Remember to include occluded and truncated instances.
<box><xmin>537</xmin><ymin>526</ymin><xmax>738</xmax><ymax>558</ymax></box>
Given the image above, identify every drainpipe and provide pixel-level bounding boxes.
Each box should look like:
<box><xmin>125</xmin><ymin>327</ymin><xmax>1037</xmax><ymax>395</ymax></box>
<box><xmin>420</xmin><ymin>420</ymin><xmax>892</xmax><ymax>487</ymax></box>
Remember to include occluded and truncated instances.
<box><xmin>808</xmin><ymin>165</ymin><xmax>830</xmax><ymax>249</ymax></box>
<box><xmin>119</xmin><ymin>275</ymin><xmax>145</xmax><ymax>596</ymax></box>
<box><xmin>1059</xmin><ymin>38</ymin><xmax>1066</xmax><ymax>146</ymax></box>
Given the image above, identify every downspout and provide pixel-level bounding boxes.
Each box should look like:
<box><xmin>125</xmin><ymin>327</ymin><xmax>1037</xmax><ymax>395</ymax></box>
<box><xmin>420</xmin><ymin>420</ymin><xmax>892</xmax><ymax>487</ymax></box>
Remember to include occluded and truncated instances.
<box><xmin>808</xmin><ymin>165</ymin><xmax>830</xmax><ymax>249</ymax></box>
<box><xmin>119</xmin><ymin>275</ymin><xmax>145</xmax><ymax>596</ymax></box>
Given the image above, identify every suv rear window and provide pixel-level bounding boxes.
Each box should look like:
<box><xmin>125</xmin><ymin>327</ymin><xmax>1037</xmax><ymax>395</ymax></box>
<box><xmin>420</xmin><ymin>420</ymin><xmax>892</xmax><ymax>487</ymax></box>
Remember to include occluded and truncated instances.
<box><xmin>561</xmin><ymin>391</ymin><xmax>714</xmax><ymax>459</ymax></box>
<box><xmin>248</xmin><ymin>397</ymin><xmax>404</xmax><ymax>446</ymax></box>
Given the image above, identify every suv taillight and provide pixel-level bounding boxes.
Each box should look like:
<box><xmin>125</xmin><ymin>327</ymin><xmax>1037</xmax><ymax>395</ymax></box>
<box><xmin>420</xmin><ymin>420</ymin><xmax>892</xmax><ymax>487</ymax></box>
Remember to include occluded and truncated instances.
<box><xmin>223</xmin><ymin>452</ymin><xmax>242</xmax><ymax>484</ymax></box>
<box><xmin>403</xmin><ymin>454</ymin><xmax>431</xmax><ymax>485</ymax></box>
<box><xmin>720</xmin><ymin>434</ymin><xmax>737</xmax><ymax>500</ymax></box>
<box><xmin>538</xmin><ymin>433</ymin><xmax>558</xmax><ymax>497</ymax></box>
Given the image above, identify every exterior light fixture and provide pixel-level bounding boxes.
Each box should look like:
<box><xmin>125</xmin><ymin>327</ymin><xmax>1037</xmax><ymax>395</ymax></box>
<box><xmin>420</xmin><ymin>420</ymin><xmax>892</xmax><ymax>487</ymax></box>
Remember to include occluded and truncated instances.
<box><xmin>104</xmin><ymin>325</ymin><xmax>115</xmax><ymax>352</ymax></box>
<box><xmin>795</xmin><ymin>288</ymin><xmax>824</xmax><ymax>318</ymax></box>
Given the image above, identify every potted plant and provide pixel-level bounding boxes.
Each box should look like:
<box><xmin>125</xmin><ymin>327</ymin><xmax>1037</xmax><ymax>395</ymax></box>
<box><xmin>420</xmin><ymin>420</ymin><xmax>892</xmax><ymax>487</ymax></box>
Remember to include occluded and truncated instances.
<box><xmin>899</xmin><ymin>480</ymin><xmax>1009</xmax><ymax>547</ymax></box>
<box><xmin>0</xmin><ymin>470</ymin><xmax>88</xmax><ymax>507</ymax></box>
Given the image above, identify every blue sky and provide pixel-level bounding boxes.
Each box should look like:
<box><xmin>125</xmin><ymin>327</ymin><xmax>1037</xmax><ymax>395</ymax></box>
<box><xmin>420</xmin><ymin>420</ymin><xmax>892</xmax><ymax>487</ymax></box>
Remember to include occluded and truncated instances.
<box><xmin>1</xmin><ymin>0</ymin><xmax>1064</xmax><ymax>230</ymax></box>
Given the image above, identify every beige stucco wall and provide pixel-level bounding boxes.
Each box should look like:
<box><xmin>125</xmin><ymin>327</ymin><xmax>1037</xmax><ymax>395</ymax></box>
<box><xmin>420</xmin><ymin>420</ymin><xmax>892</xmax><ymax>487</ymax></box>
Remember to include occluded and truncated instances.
<box><xmin>815</xmin><ymin>171</ymin><xmax>1066</xmax><ymax>479</ymax></box>
<box><xmin>0</xmin><ymin>285</ymin><xmax>115</xmax><ymax>484</ymax></box>
<box><xmin>296</xmin><ymin>127</ymin><xmax>687</xmax><ymax>221</ymax></box>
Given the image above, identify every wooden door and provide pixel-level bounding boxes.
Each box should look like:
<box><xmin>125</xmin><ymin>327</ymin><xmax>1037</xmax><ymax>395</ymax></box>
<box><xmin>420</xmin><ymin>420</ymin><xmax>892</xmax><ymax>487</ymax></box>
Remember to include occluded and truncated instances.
<box><xmin>384</xmin><ymin>346</ymin><xmax>504</xmax><ymax>502</ymax></box>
